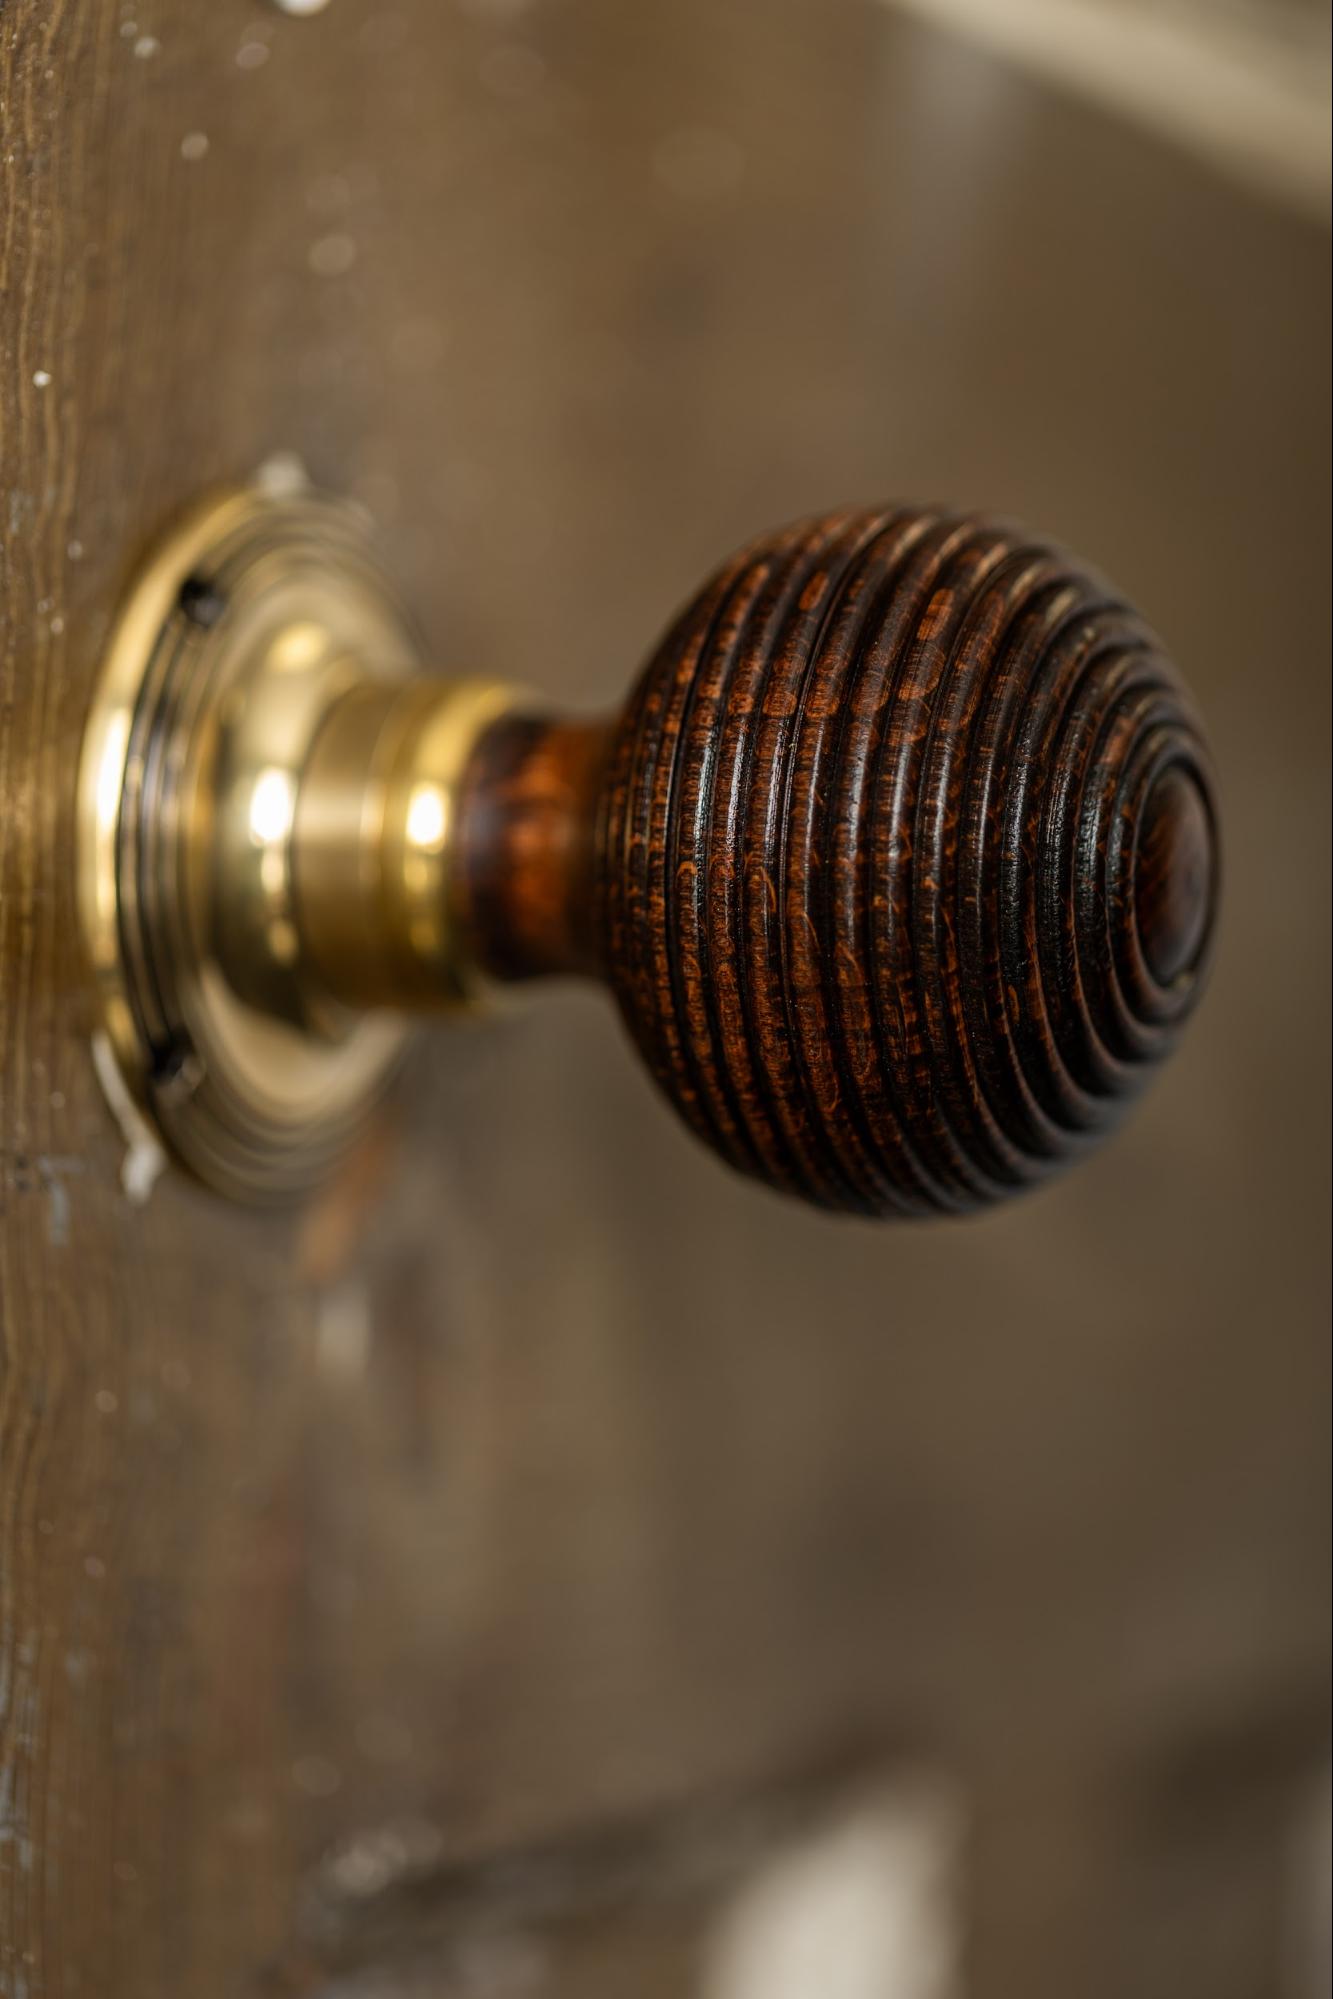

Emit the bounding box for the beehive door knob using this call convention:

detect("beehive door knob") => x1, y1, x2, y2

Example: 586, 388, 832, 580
453, 508, 1218, 1216
80, 488, 1217, 1209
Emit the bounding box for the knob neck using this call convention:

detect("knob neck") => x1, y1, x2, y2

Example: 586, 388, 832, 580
287, 676, 519, 1011
452, 711, 613, 985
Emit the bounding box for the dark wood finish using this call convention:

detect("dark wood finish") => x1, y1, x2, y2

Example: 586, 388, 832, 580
457, 713, 611, 982
1134, 761, 1214, 986
458, 509, 1217, 1214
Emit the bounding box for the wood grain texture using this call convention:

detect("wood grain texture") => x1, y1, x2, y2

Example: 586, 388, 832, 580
598, 507, 1218, 1215
457, 714, 611, 983
459, 509, 1217, 1215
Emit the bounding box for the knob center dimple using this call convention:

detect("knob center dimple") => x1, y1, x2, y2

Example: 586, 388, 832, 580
1134, 763, 1215, 986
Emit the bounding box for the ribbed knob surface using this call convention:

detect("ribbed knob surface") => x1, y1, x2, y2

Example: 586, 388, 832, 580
595, 508, 1217, 1216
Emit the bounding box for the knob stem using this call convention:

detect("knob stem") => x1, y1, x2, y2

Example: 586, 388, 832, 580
289, 677, 518, 1010
453, 712, 612, 986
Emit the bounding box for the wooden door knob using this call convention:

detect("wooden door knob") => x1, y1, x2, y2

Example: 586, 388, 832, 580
81, 487, 1217, 1208
454, 507, 1217, 1215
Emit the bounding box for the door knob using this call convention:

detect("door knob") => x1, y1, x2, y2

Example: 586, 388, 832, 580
79, 479, 1217, 1210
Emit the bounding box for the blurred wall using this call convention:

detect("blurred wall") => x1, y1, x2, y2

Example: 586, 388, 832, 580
881, 0, 1331, 217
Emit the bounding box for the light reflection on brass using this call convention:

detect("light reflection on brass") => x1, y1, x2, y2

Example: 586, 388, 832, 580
77, 477, 515, 1201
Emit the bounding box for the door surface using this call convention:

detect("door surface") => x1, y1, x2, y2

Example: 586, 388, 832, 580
1, 5, 1328, 1996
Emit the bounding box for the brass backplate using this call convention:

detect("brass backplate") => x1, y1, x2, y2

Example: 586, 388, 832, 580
78, 478, 423, 1201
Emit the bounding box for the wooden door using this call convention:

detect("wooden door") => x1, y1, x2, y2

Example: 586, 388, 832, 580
2, 5, 1327, 1995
